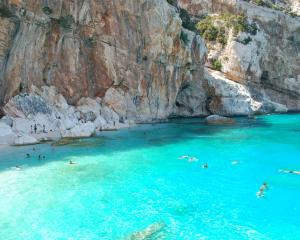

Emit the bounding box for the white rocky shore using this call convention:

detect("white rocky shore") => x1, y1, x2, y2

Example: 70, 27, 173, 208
0, 86, 134, 146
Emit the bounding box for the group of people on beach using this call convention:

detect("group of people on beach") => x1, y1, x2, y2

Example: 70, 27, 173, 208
30, 124, 47, 134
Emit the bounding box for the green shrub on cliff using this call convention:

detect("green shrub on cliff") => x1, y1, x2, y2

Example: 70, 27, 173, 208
42, 6, 53, 15
179, 8, 196, 31
211, 59, 222, 71
58, 15, 74, 30
84, 36, 97, 48
166, 0, 177, 7
246, 0, 299, 17
0, 5, 13, 18
196, 13, 258, 46
180, 31, 189, 46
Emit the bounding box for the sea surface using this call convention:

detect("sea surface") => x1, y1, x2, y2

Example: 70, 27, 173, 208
0, 114, 300, 240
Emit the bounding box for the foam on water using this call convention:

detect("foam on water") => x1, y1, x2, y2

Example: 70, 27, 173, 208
0, 114, 300, 239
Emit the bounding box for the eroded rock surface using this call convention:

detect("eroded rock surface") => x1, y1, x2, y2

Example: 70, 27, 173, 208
0, 85, 131, 145
0, 0, 207, 122
178, 0, 300, 112
0, 0, 299, 145
205, 115, 235, 125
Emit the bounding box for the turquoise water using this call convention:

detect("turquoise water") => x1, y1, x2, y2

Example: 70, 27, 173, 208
0, 114, 300, 240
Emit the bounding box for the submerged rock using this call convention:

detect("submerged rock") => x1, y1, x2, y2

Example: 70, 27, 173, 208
205, 115, 235, 125
128, 221, 166, 240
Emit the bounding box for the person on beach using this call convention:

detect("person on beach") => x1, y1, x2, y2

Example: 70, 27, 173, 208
279, 169, 300, 175
43, 125, 46, 133
256, 182, 268, 197
34, 124, 37, 134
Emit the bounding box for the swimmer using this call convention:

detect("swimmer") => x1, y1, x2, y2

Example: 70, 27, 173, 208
279, 169, 300, 175
256, 182, 268, 198
179, 155, 189, 160
202, 163, 208, 169
231, 160, 240, 165
14, 165, 21, 170
188, 157, 199, 162
26, 153, 31, 158
69, 160, 76, 165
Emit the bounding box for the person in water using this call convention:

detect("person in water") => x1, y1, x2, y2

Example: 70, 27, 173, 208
188, 157, 198, 162
69, 160, 76, 165
38, 155, 41, 160
279, 169, 300, 175
256, 182, 268, 197
26, 153, 31, 158
202, 163, 208, 169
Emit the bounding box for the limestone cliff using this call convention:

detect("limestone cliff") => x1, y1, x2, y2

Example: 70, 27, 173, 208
0, 0, 299, 129
0, 0, 207, 122
178, 0, 300, 115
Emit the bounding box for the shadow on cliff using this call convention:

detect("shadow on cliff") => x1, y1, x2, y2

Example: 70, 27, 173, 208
0, 117, 272, 172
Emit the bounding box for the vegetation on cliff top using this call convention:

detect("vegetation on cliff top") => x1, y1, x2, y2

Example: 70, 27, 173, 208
243, 0, 299, 17
0, 5, 13, 18
196, 13, 258, 46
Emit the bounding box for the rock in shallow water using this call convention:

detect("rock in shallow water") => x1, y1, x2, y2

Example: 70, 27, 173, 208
205, 115, 235, 125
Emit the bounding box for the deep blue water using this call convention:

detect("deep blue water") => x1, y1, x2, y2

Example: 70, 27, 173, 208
0, 114, 300, 239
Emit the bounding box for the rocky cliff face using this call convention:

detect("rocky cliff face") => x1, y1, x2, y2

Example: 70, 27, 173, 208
0, 0, 207, 122
0, 0, 299, 131
178, 0, 300, 115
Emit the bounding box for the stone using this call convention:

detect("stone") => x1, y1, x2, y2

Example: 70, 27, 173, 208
0, 123, 17, 145
0, 116, 13, 127
14, 135, 38, 146
12, 118, 33, 134
205, 115, 236, 125
62, 122, 96, 138
128, 221, 166, 240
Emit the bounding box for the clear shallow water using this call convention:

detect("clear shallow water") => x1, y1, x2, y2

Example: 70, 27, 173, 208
0, 114, 300, 240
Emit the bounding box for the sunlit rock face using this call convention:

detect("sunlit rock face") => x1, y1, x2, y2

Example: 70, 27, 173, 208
178, 0, 300, 112
0, 0, 299, 125
0, 0, 207, 121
